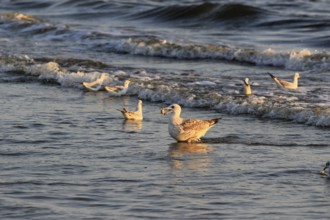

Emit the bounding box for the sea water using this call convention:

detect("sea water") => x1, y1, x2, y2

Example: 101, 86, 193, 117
0, 0, 330, 219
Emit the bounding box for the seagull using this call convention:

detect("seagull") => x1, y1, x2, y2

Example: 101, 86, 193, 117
320, 161, 330, 176
105, 80, 130, 96
243, 78, 252, 95
82, 73, 108, 91
161, 104, 221, 143
118, 100, 143, 120
267, 72, 300, 89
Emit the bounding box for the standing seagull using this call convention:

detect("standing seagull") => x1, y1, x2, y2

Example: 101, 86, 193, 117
82, 73, 108, 91
268, 72, 300, 89
161, 104, 221, 143
118, 100, 143, 121
320, 161, 330, 177
105, 80, 131, 96
243, 78, 252, 95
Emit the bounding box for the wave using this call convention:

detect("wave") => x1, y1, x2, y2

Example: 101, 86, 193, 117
136, 87, 330, 127
0, 55, 115, 87
0, 12, 69, 37
1, 12, 330, 71
100, 37, 330, 71
131, 2, 264, 27
0, 55, 329, 127
0, 13, 43, 23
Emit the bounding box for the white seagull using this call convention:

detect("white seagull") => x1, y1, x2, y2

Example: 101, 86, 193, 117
105, 80, 130, 96
243, 78, 252, 95
268, 72, 300, 90
320, 161, 330, 177
82, 73, 108, 91
161, 104, 221, 143
118, 100, 143, 120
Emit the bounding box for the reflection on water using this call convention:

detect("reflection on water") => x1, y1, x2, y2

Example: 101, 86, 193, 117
121, 96, 130, 106
122, 119, 143, 131
323, 178, 330, 196
168, 142, 213, 172
83, 91, 111, 112
84, 91, 107, 98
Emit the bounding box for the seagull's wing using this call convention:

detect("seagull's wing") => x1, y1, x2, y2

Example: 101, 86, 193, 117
83, 81, 98, 88
118, 108, 128, 113
125, 111, 139, 118
180, 118, 219, 131
105, 85, 123, 92
276, 78, 294, 88
83, 81, 103, 91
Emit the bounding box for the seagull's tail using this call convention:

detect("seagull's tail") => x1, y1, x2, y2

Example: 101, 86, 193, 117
117, 108, 128, 113
210, 118, 221, 125
267, 72, 276, 79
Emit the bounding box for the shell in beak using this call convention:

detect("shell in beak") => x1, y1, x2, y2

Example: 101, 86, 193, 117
160, 107, 172, 115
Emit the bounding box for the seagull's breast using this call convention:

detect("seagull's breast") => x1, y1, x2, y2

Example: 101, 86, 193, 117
168, 118, 182, 139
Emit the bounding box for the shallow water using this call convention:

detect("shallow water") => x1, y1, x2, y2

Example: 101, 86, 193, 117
0, 0, 330, 219
1, 81, 329, 219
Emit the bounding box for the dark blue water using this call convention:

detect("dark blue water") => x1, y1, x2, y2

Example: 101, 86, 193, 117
0, 0, 330, 219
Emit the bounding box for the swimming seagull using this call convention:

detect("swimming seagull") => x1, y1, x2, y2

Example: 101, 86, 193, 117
82, 73, 108, 91
267, 72, 300, 89
118, 100, 143, 120
320, 161, 330, 176
243, 78, 252, 95
105, 80, 131, 96
161, 104, 221, 143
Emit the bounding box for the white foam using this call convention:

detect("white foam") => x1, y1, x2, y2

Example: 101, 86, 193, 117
2, 12, 330, 72
1, 56, 328, 127
135, 80, 330, 126
103, 37, 330, 71
135, 86, 330, 127
188, 81, 217, 86
2, 60, 116, 88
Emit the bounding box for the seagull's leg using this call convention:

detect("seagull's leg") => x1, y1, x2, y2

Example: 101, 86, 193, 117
187, 137, 201, 143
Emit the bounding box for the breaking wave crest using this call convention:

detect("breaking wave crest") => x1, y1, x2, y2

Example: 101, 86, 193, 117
100, 37, 330, 71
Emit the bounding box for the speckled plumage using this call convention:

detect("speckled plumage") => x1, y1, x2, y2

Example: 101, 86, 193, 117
161, 104, 220, 143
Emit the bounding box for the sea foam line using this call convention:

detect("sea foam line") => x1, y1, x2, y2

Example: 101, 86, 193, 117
0, 57, 329, 127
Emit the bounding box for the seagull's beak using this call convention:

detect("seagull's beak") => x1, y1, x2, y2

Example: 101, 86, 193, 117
160, 107, 172, 115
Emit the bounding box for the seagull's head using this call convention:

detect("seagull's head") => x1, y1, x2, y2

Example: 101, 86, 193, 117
95, 73, 107, 83
294, 72, 300, 79
161, 104, 181, 116
99, 73, 109, 81
124, 80, 131, 87
321, 161, 330, 176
